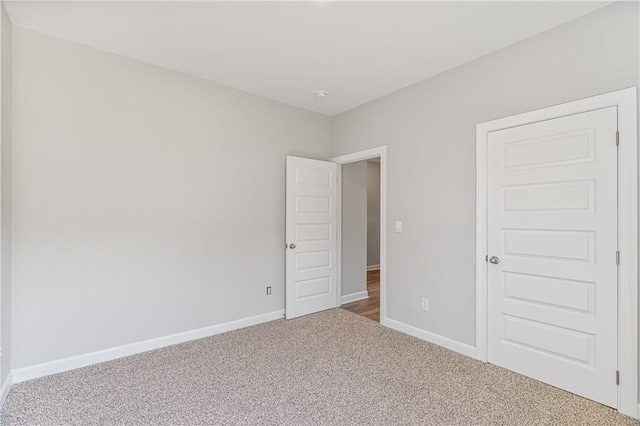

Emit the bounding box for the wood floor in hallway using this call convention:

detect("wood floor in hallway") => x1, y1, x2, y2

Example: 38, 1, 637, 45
341, 269, 380, 322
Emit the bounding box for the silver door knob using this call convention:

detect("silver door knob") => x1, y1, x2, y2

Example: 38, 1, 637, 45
289, 243, 296, 249
489, 256, 500, 264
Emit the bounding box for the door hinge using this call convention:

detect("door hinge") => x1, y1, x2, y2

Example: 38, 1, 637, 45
616, 131, 620, 146
616, 370, 620, 385
616, 250, 620, 266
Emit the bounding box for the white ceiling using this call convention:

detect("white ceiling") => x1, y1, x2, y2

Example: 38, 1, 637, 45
5, 1, 611, 116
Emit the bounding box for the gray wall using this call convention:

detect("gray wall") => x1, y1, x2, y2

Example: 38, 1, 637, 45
366, 161, 380, 267
340, 161, 367, 298
11, 27, 332, 368
332, 1, 639, 346
0, 4, 11, 384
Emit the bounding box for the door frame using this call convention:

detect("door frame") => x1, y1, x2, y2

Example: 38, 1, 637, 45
475, 87, 638, 417
331, 146, 388, 325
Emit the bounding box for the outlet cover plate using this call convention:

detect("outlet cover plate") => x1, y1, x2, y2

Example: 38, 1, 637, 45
421, 297, 429, 311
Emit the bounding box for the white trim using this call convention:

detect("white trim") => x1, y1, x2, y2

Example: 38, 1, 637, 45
385, 317, 478, 359
614, 89, 638, 419
341, 290, 369, 305
1, 371, 12, 406
475, 87, 638, 418
332, 146, 384, 164
335, 163, 343, 309
12, 309, 285, 384
366, 264, 380, 271
332, 146, 388, 325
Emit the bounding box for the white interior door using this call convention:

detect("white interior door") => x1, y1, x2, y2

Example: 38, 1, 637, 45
487, 107, 618, 407
285, 155, 337, 319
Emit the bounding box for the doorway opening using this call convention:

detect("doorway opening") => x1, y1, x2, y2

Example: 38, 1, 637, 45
339, 159, 381, 322
283, 148, 387, 323
332, 146, 387, 325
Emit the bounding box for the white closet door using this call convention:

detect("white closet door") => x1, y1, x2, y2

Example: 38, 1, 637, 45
487, 107, 618, 407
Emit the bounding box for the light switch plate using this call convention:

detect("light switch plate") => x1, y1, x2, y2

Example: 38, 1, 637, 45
395, 221, 403, 232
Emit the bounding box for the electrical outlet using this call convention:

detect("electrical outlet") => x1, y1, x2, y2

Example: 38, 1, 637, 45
266, 286, 272, 295
421, 297, 430, 311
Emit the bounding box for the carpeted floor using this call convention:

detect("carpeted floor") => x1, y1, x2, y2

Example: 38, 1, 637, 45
2, 309, 638, 425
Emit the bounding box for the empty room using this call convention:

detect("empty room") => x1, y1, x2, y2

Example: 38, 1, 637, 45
0, 0, 638, 424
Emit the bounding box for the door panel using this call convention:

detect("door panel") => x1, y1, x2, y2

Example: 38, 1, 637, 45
487, 107, 618, 407
286, 156, 337, 319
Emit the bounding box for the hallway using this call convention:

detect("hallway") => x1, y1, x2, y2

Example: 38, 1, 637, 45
341, 269, 380, 322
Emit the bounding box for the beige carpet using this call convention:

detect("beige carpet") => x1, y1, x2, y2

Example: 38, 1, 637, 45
2, 309, 637, 425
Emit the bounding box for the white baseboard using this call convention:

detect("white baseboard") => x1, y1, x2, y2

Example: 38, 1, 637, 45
385, 317, 478, 359
12, 309, 285, 384
1, 371, 12, 406
341, 291, 369, 305
367, 264, 380, 271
